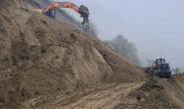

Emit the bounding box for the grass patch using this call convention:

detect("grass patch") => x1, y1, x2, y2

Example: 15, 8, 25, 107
57, 43, 65, 47
0, 97, 5, 103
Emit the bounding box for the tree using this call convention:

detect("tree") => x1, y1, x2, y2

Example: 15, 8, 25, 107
104, 34, 141, 65
173, 67, 182, 74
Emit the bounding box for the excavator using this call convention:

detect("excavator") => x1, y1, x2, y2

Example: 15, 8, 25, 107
33, 1, 89, 25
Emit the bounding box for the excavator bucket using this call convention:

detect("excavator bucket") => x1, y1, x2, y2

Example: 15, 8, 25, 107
78, 5, 89, 24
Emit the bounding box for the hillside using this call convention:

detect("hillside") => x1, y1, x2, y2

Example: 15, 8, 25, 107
0, 0, 145, 109
1, 1, 184, 109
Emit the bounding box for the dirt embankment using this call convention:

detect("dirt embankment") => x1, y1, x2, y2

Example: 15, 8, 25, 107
162, 74, 184, 109
113, 75, 184, 109
1, 1, 183, 109
0, 0, 145, 109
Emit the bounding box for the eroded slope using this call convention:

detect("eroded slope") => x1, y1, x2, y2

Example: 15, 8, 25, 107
0, 0, 145, 109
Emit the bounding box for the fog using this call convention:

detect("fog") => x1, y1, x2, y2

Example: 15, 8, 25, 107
55, 0, 184, 71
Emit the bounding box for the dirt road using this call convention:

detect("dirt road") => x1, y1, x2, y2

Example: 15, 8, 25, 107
54, 82, 144, 109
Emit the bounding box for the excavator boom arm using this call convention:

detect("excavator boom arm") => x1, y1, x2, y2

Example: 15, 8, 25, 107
44, 2, 79, 13
33, 1, 89, 24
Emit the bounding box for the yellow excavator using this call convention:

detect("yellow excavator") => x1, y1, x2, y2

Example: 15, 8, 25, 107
33, 1, 89, 24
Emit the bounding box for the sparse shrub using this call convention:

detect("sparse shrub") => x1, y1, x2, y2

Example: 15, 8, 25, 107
57, 88, 60, 91
0, 21, 6, 34
0, 97, 5, 103
35, 28, 46, 37
41, 43, 51, 53
34, 91, 40, 96
20, 56, 29, 60
55, 56, 59, 59
19, 32, 25, 41
40, 20, 47, 24
173, 67, 182, 74
21, 88, 31, 98
57, 43, 64, 47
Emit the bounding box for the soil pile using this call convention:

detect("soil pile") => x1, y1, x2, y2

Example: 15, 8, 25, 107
126, 78, 180, 109
0, 0, 145, 109
113, 75, 184, 109
162, 74, 184, 109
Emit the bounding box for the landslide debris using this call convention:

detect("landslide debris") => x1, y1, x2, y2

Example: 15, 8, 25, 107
0, 0, 145, 109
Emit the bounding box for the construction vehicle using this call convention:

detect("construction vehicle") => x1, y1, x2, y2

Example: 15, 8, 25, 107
33, 1, 89, 24
146, 58, 172, 78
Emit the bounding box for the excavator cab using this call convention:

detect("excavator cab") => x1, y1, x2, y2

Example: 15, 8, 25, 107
153, 58, 166, 70
44, 8, 56, 18
155, 58, 166, 64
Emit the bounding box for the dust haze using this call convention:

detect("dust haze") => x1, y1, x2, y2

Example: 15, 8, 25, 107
59, 0, 184, 71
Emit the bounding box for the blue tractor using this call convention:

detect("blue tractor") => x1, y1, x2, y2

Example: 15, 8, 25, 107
150, 58, 172, 78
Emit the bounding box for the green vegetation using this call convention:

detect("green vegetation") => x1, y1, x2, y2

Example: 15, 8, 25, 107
57, 43, 65, 47
104, 34, 141, 65
173, 67, 182, 74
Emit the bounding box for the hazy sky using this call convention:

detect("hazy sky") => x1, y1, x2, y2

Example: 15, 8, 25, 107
56, 0, 184, 71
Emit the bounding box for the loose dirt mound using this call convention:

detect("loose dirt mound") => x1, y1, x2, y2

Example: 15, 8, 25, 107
0, 0, 145, 109
162, 74, 184, 109
125, 78, 180, 109
113, 76, 184, 109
